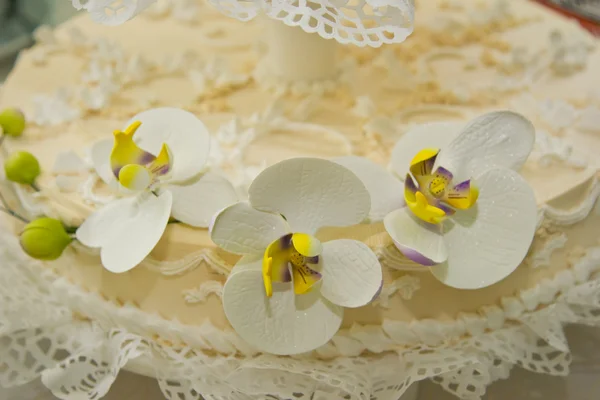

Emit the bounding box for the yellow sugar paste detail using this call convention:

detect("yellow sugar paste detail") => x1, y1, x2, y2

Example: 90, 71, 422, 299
409, 148, 439, 178
446, 185, 480, 209
148, 143, 172, 175
406, 191, 447, 225
429, 175, 448, 198
292, 264, 321, 295
291, 233, 321, 257
111, 121, 147, 170
118, 164, 152, 191
262, 252, 274, 298
262, 238, 291, 298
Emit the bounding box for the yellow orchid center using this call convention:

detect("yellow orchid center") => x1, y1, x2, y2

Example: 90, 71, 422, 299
404, 148, 479, 224
262, 233, 322, 297
110, 121, 173, 191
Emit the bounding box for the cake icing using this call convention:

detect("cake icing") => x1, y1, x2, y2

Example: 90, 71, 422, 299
0, 0, 600, 399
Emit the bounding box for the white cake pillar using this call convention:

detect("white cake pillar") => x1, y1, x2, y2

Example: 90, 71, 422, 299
261, 18, 339, 83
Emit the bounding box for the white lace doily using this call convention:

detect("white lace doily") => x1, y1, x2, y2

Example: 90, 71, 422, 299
2, 219, 600, 400
72, 0, 415, 47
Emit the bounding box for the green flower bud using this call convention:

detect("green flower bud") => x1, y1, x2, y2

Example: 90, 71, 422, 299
4, 151, 41, 185
0, 108, 26, 137
20, 218, 72, 261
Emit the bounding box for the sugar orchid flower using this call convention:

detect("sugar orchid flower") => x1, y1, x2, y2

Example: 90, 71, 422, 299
339, 111, 538, 289
210, 158, 383, 355
77, 108, 238, 273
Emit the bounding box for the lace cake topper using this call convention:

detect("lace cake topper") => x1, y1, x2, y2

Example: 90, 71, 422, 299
71, 0, 415, 47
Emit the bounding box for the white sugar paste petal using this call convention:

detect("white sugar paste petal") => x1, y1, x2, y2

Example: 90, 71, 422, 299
437, 111, 535, 183
248, 158, 370, 235
126, 108, 211, 183
167, 172, 239, 228
334, 156, 404, 222
222, 256, 343, 355
77, 191, 172, 273
210, 202, 289, 256
390, 122, 462, 180
384, 207, 448, 267
90, 138, 115, 185
431, 168, 537, 289
320, 239, 382, 308
101, 191, 172, 273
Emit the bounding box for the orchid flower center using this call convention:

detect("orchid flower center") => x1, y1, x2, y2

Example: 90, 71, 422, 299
404, 148, 479, 225
110, 121, 173, 191
262, 233, 322, 297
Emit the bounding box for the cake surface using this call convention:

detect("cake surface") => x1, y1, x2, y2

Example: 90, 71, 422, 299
1, 0, 600, 398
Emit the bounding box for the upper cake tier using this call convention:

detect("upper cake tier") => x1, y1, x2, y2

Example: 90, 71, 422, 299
0, 0, 599, 360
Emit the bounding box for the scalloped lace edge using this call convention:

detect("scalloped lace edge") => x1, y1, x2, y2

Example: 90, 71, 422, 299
2, 225, 600, 399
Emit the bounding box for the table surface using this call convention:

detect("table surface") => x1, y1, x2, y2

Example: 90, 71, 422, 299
1, 325, 599, 400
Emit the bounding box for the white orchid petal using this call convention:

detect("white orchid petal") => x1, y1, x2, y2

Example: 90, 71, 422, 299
320, 239, 382, 308
249, 158, 370, 235
223, 256, 343, 355
334, 156, 404, 222
384, 207, 448, 266
77, 192, 172, 273
167, 172, 239, 228
76, 196, 135, 248
101, 191, 172, 273
210, 202, 289, 255
431, 168, 537, 289
126, 108, 211, 182
437, 111, 535, 183
390, 122, 463, 179
90, 138, 115, 185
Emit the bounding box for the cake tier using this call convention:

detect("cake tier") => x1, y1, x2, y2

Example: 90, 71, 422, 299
0, 0, 599, 357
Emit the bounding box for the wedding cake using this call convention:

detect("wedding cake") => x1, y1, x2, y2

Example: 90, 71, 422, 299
0, 1, 599, 399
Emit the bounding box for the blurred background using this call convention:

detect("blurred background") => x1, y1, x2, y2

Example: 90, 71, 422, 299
0, 0, 79, 81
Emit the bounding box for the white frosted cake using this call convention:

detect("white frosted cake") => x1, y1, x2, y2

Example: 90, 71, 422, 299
0, 1, 599, 399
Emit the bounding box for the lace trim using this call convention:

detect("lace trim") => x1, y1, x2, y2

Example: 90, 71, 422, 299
2, 224, 600, 399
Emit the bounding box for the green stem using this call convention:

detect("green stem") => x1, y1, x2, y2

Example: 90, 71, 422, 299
30, 182, 40, 192
0, 206, 29, 223
0, 190, 29, 223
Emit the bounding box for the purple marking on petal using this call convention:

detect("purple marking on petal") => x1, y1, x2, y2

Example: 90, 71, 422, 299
370, 279, 384, 303
411, 152, 438, 178
140, 152, 156, 165
435, 200, 456, 216
112, 166, 122, 178
393, 241, 439, 267
305, 264, 322, 278
279, 233, 293, 249
447, 179, 471, 199
155, 165, 171, 176
434, 166, 453, 182
305, 255, 319, 264
405, 174, 419, 193
281, 263, 292, 282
